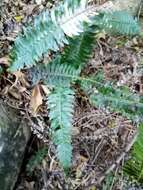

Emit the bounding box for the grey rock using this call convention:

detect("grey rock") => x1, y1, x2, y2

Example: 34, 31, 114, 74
0, 101, 31, 190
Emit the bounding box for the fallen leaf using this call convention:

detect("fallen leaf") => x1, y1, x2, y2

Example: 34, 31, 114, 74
8, 88, 21, 100
41, 85, 50, 95
10, 71, 30, 89
30, 85, 43, 114
19, 86, 27, 93
0, 56, 9, 66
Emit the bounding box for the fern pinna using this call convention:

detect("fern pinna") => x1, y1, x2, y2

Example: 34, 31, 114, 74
9, 0, 141, 170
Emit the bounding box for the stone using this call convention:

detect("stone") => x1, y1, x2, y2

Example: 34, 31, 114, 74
0, 101, 31, 190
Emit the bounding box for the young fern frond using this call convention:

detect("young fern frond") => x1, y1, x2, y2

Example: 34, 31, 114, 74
124, 124, 143, 184
47, 87, 75, 169
16, 1, 141, 170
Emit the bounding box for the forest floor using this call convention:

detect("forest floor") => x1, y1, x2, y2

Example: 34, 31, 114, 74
0, 0, 143, 190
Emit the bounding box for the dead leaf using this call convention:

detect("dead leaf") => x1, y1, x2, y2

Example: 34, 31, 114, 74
0, 57, 9, 66
30, 85, 43, 114
19, 86, 27, 93
8, 88, 21, 100
10, 71, 25, 89
41, 85, 50, 95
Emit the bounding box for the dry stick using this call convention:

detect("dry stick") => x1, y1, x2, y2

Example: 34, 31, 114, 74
109, 166, 119, 190
97, 132, 138, 184
92, 138, 107, 164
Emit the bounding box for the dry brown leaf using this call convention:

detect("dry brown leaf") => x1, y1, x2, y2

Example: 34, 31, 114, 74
8, 88, 21, 100
0, 56, 9, 66
41, 85, 50, 95
19, 86, 27, 93
10, 71, 25, 89
30, 85, 43, 114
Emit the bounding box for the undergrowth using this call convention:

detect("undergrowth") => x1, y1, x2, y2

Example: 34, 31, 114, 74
8, 0, 142, 173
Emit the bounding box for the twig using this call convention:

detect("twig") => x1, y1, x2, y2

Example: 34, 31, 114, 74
97, 132, 138, 184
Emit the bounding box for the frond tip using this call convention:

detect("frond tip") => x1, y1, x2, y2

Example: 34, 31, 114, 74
47, 87, 75, 169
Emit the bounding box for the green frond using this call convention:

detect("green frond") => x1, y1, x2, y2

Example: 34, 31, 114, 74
61, 25, 97, 69
124, 124, 143, 184
80, 73, 143, 122
94, 11, 140, 35
9, 0, 94, 72
28, 56, 80, 87
27, 25, 97, 86
47, 87, 75, 169
9, 0, 140, 72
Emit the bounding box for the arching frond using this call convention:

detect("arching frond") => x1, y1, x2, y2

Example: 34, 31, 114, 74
9, 1, 140, 72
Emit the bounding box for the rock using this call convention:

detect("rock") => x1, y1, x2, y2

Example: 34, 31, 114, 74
0, 100, 31, 190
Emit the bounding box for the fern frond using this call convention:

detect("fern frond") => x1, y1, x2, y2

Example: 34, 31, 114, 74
80, 73, 143, 122
9, 0, 140, 72
9, 0, 93, 72
124, 124, 143, 184
28, 56, 80, 87
94, 11, 140, 35
47, 87, 75, 169
27, 25, 97, 86
61, 25, 97, 69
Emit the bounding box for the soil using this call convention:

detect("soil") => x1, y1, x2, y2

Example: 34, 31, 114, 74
0, 0, 143, 190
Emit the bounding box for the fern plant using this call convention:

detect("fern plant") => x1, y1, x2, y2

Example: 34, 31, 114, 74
9, 0, 140, 72
9, 0, 141, 170
124, 124, 143, 184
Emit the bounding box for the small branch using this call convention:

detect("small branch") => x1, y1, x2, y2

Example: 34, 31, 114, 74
97, 132, 138, 184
